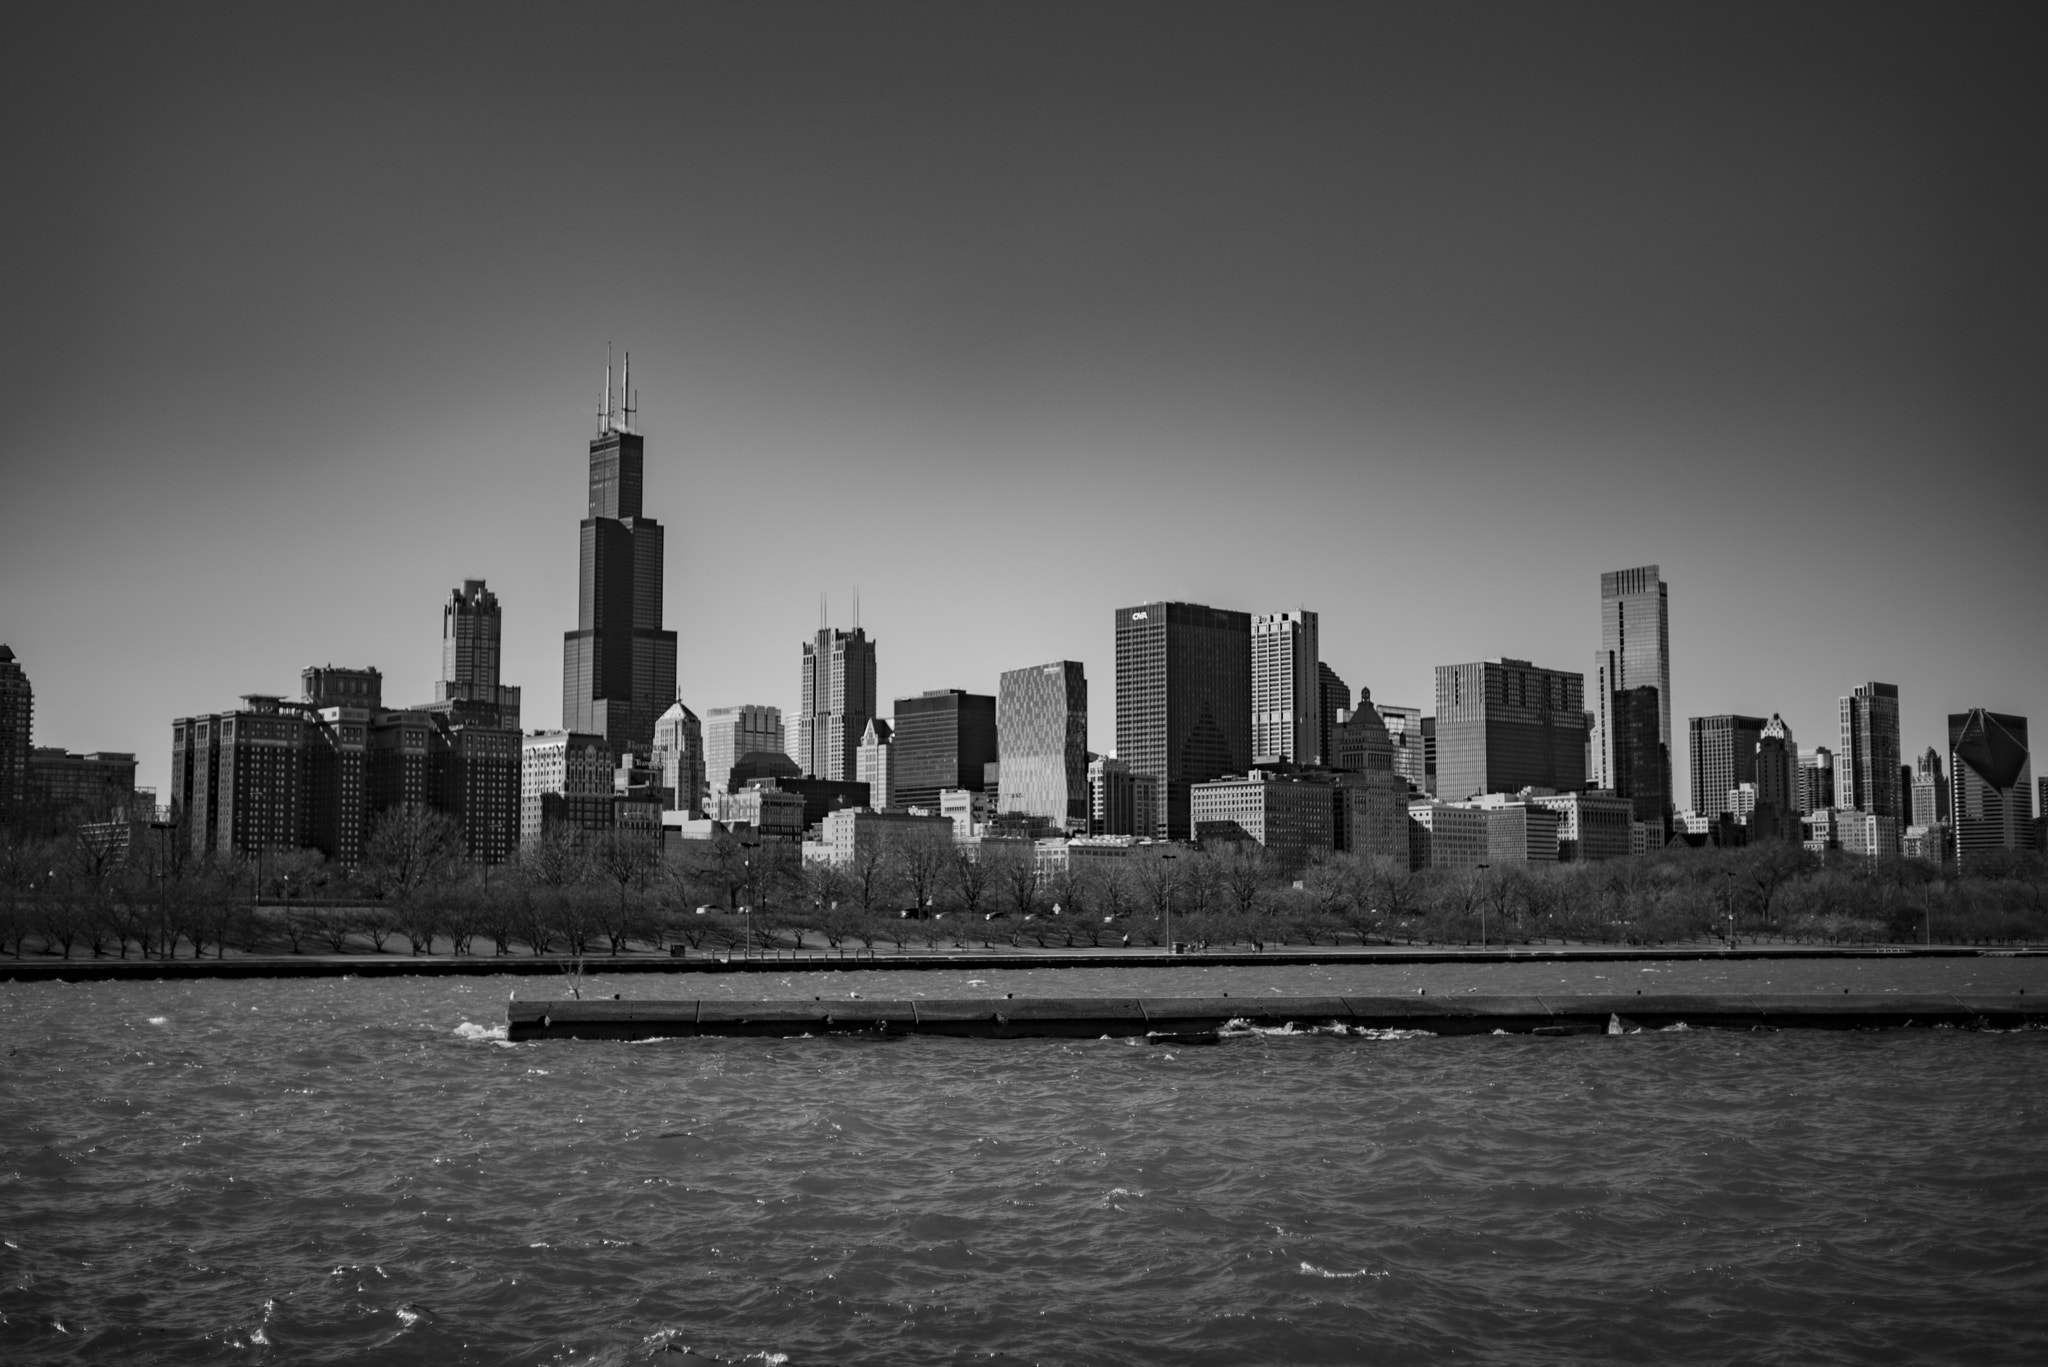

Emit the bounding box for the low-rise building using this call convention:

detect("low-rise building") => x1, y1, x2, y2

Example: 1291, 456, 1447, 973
1406, 800, 1489, 869
1191, 770, 1335, 871
1527, 790, 1634, 862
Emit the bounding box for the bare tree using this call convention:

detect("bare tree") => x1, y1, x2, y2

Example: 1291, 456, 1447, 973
589, 827, 660, 952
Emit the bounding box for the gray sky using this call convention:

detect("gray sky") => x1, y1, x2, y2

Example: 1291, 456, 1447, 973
3, 2, 2043, 808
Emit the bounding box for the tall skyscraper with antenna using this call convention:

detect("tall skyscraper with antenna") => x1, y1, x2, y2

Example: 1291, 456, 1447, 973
561, 349, 678, 753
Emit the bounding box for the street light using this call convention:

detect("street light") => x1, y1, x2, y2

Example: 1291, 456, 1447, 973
1724, 869, 1736, 948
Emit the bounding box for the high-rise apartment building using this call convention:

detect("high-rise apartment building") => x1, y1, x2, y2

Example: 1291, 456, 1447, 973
1251, 610, 1320, 764
892, 689, 997, 812
652, 701, 705, 818
561, 356, 678, 753
1688, 714, 1767, 817
704, 705, 784, 796
436, 580, 522, 730
796, 627, 877, 781
1839, 682, 1904, 833
1433, 659, 1587, 801
1589, 565, 1672, 815
997, 661, 1088, 830
1316, 663, 1350, 777
520, 730, 614, 843
1114, 601, 1252, 840
0, 644, 31, 819
1948, 710, 2031, 871
855, 718, 894, 811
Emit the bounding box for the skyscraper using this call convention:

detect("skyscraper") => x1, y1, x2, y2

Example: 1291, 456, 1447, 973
1948, 709, 2031, 871
796, 627, 877, 781
997, 661, 1088, 830
1839, 682, 1904, 832
652, 701, 705, 818
1607, 685, 1668, 824
0, 644, 30, 819
1375, 701, 1429, 795
1589, 565, 1672, 815
1315, 662, 1350, 775
1755, 714, 1798, 813
1114, 601, 1252, 840
1798, 746, 1835, 815
437, 579, 521, 730
561, 353, 678, 753
1434, 659, 1587, 801
1329, 687, 1395, 775
892, 689, 997, 811
855, 718, 894, 811
704, 705, 784, 796
1251, 610, 1320, 764
1911, 746, 1950, 828
1688, 714, 1767, 817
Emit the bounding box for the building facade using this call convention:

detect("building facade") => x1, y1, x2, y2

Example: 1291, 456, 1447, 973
1688, 714, 1766, 817
561, 365, 679, 753
1191, 771, 1334, 873
1087, 755, 1159, 839
1375, 702, 1430, 795
652, 701, 705, 818
892, 689, 997, 812
1948, 709, 2032, 872
1911, 746, 1950, 828
1433, 659, 1587, 802
1589, 565, 1672, 815
796, 627, 877, 781
1114, 601, 1252, 841
1798, 746, 1835, 814
0, 644, 29, 820
436, 580, 522, 730
1251, 610, 1320, 764
1839, 682, 1904, 834
1528, 789, 1634, 862
855, 717, 895, 811
520, 730, 614, 843
1407, 801, 1489, 869
1316, 662, 1350, 779
704, 705, 784, 796
1330, 688, 1396, 776
996, 661, 1088, 831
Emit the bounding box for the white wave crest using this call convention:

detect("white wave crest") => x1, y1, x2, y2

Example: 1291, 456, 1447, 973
147, 1016, 169, 1026
1300, 1261, 1385, 1279
454, 1021, 508, 1042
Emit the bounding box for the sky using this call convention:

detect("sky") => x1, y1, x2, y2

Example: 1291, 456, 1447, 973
2, 1, 2044, 809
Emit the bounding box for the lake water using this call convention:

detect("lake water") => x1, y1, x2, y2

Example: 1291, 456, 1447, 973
5, 962, 2046, 1365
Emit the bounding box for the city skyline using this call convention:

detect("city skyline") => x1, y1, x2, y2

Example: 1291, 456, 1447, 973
2, 5, 2043, 808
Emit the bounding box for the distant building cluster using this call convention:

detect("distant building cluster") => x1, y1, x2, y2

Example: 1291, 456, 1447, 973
11, 364, 2039, 879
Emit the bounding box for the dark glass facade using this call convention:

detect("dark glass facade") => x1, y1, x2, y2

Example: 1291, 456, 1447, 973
1114, 601, 1252, 840
1688, 713, 1766, 816
892, 689, 997, 811
562, 426, 678, 751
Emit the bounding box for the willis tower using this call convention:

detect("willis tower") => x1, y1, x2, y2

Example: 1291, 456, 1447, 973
561, 349, 678, 752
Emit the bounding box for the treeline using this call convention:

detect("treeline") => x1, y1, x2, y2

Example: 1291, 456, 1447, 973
3, 810, 2045, 960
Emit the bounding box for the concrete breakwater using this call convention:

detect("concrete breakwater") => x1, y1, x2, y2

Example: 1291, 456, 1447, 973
505, 992, 2047, 1040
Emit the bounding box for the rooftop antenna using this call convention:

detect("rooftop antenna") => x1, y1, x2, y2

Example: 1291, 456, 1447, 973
854, 585, 860, 631
623, 350, 637, 431
820, 590, 827, 633
604, 343, 616, 432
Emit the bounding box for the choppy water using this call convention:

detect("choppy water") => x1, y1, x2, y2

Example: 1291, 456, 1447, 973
4, 966, 2047, 1366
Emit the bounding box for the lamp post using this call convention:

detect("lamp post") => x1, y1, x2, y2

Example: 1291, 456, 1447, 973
1724, 869, 1736, 948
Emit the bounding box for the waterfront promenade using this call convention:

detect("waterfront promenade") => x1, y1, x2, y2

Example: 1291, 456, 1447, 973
3, 939, 2040, 983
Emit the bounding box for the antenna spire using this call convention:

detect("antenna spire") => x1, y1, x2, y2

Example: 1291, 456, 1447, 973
623, 350, 636, 431
604, 343, 616, 432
